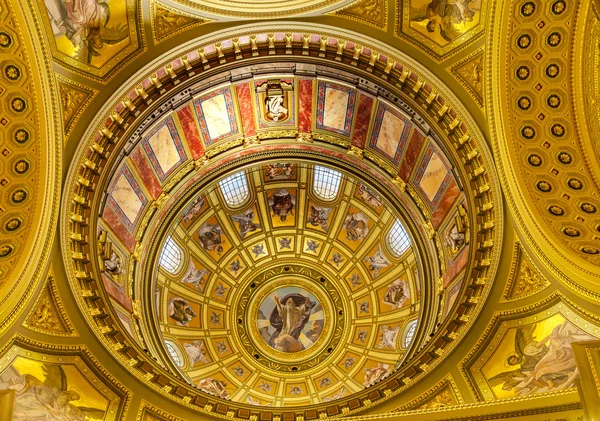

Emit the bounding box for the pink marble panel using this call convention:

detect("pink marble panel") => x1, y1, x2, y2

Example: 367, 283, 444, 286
221, 40, 232, 49
188, 50, 199, 61
298, 79, 313, 133
235, 83, 256, 137
142, 78, 152, 89
102, 274, 133, 312
351, 93, 374, 149
430, 180, 461, 229
102, 207, 136, 252
204, 45, 215, 55
239, 36, 250, 45
398, 128, 426, 180
443, 245, 469, 288
177, 105, 205, 159
131, 146, 162, 200
156, 68, 167, 78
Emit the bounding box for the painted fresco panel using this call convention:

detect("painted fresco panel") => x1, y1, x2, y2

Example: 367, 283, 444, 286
42, 0, 141, 79
467, 304, 600, 401
0, 347, 125, 420
408, 0, 484, 47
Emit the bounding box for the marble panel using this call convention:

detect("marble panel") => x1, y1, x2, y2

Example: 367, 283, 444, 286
369, 102, 412, 164
130, 147, 162, 200
235, 83, 256, 136
102, 206, 136, 252
316, 81, 356, 136
351, 93, 374, 149
430, 180, 461, 229
177, 105, 205, 159
141, 117, 186, 182
419, 152, 448, 201
443, 245, 469, 287
107, 166, 148, 231
398, 128, 426, 180
194, 88, 238, 145
298, 79, 313, 133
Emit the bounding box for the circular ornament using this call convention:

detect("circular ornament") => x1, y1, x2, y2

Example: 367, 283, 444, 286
528, 154, 542, 166
536, 180, 552, 192
568, 178, 583, 190
548, 205, 564, 216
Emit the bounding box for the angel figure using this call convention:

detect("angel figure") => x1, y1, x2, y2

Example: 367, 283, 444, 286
197, 224, 224, 253
198, 378, 229, 399
104, 251, 124, 278
180, 261, 209, 292
44, 0, 129, 64
0, 363, 106, 420
376, 325, 400, 349
357, 184, 383, 209
231, 209, 260, 239
168, 297, 197, 326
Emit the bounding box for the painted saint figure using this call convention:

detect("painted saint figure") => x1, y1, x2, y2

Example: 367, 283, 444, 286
265, 94, 288, 122
231, 209, 260, 239
168, 297, 196, 326
383, 279, 410, 309
269, 189, 296, 222
269, 293, 315, 352
411, 0, 476, 42
197, 223, 224, 253
180, 261, 209, 292
307, 204, 332, 232
344, 212, 370, 241
184, 340, 210, 365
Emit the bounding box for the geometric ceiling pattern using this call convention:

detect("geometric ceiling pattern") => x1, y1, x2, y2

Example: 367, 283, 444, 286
0, 0, 599, 420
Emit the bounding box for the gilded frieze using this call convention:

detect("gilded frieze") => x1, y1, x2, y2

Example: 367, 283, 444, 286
394, 375, 463, 411
56, 74, 97, 139
333, 0, 388, 31
448, 49, 484, 107
151, 1, 209, 44
22, 267, 77, 336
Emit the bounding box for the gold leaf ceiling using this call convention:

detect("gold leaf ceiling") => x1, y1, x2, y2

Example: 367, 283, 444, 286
0, 0, 599, 420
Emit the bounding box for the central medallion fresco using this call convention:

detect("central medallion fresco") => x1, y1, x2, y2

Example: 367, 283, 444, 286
258, 285, 323, 353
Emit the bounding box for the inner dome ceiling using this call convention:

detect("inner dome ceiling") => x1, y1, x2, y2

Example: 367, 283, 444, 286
154, 162, 420, 407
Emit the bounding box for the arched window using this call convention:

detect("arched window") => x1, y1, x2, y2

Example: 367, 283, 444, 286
159, 236, 182, 274
313, 165, 342, 200
165, 340, 183, 367
219, 171, 249, 207
388, 219, 411, 256
404, 321, 417, 348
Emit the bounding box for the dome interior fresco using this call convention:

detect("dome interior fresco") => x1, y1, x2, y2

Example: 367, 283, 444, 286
154, 162, 421, 407
0, 0, 600, 420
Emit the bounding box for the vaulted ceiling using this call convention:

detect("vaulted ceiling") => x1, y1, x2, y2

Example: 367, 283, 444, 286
0, 0, 598, 420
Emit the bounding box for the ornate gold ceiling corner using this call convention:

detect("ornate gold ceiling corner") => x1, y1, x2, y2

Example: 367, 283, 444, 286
56, 75, 97, 141
393, 375, 463, 411
0, 335, 131, 420
137, 400, 183, 421
33, 0, 146, 82
501, 242, 550, 302
448, 48, 484, 108
461, 292, 600, 402
394, 0, 488, 62
572, 340, 600, 420
151, 1, 210, 44
332, 0, 388, 31
22, 266, 77, 337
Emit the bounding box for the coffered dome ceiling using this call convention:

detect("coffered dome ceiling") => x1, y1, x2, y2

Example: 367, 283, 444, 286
3, 0, 600, 419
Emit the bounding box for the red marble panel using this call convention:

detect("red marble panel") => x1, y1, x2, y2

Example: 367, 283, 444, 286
102, 206, 136, 252
177, 105, 205, 159
443, 245, 469, 288
130, 147, 162, 200
351, 93, 374, 149
102, 274, 133, 312
430, 180, 461, 229
235, 83, 256, 137
398, 128, 426, 180
298, 79, 313, 133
